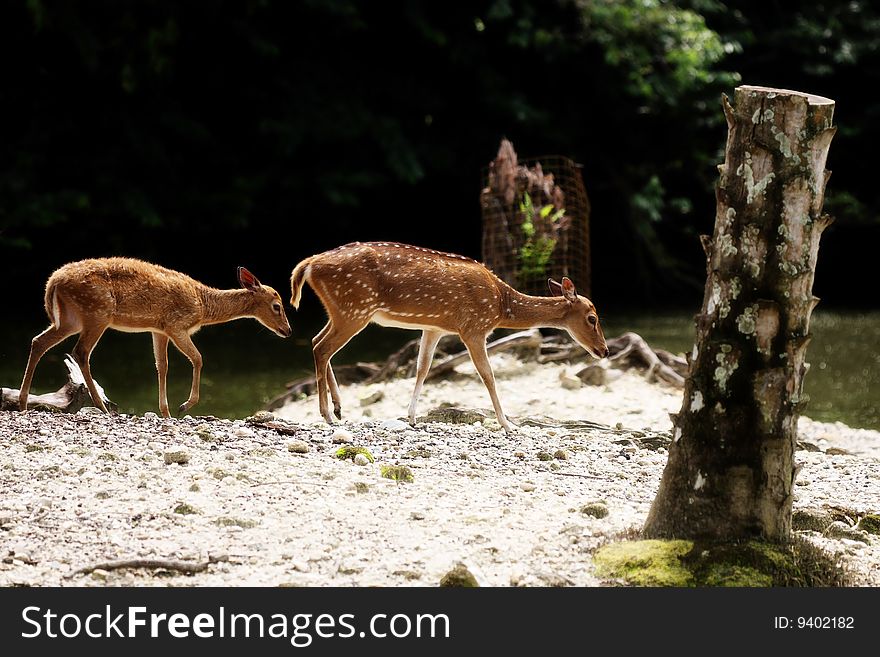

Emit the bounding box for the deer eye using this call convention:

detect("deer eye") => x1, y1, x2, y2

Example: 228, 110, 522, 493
272, 303, 282, 314
587, 315, 597, 326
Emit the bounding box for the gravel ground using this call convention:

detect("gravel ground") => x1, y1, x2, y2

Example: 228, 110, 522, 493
2, 353, 878, 587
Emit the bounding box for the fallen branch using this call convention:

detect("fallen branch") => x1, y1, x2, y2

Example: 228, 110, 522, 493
67, 554, 228, 578
264, 329, 688, 411
2, 355, 115, 413
265, 362, 380, 411
426, 329, 541, 381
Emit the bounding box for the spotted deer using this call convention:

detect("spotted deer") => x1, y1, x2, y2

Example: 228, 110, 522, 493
19, 258, 292, 418
290, 242, 608, 433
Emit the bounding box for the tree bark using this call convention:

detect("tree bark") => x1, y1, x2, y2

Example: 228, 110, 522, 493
644, 86, 836, 541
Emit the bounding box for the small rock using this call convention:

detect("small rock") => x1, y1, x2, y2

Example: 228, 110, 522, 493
439, 563, 479, 587
354, 453, 370, 466
536, 451, 553, 462
576, 363, 607, 386
234, 427, 255, 438
513, 451, 525, 460
246, 411, 275, 424
287, 441, 310, 454
91, 568, 109, 581
221, 476, 237, 486
796, 441, 821, 452
188, 483, 201, 492
553, 449, 568, 460
195, 424, 218, 442
423, 407, 488, 425
380, 419, 410, 432
78, 406, 104, 416
163, 447, 190, 465
580, 501, 609, 518
360, 391, 384, 406
144, 411, 159, 421
825, 447, 850, 456
332, 428, 354, 444
559, 370, 582, 390
147, 441, 164, 453
410, 511, 426, 520
520, 482, 537, 492
174, 503, 199, 515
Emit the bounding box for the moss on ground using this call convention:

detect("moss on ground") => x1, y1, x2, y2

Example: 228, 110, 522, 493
335, 446, 374, 463
594, 537, 852, 587
380, 465, 414, 483
857, 514, 880, 535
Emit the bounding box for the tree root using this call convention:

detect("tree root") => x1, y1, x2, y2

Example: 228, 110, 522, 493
67, 554, 228, 578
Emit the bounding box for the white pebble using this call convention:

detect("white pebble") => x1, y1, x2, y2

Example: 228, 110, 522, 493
354, 453, 370, 466
287, 441, 310, 454
332, 428, 354, 444
380, 419, 410, 432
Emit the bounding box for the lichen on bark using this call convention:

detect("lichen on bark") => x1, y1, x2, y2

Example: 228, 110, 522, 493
644, 86, 836, 541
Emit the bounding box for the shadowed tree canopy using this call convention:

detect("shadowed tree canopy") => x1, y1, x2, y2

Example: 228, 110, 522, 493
1, 0, 877, 313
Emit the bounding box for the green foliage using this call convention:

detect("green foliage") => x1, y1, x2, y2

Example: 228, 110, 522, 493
579, 0, 739, 109
517, 192, 564, 284
3, 0, 876, 308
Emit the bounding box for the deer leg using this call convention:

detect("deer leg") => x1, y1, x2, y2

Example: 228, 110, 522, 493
72, 324, 110, 413
327, 366, 343, 420
152, 332, 171, 418
19, 324, 77, 411
462, 335, 516, 434
312, 320, 367, 424
408, 329, 443, 424
168, 333, 203, 416
311, 321, 340, 418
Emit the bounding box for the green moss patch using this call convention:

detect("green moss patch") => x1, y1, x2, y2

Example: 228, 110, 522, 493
857, 514, 880, 535
335, 446, 374, 463
594, 538, 852, 587
439, 564, 478, 587
380, 465, 414, 483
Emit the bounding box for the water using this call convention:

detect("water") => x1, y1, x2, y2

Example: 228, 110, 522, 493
2, 311, 878, 430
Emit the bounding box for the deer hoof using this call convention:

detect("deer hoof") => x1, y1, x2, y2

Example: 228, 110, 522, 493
333, 405, 342, 420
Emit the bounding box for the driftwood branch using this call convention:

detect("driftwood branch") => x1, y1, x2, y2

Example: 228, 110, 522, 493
265, 329, 688, 411
2, 355, 115, 413
67, 554, 228, 578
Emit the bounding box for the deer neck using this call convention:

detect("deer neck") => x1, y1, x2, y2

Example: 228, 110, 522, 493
200, 288, 254, 325
497, 287, 570, 330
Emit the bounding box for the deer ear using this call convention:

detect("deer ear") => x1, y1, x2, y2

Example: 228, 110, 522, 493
238, 267, 262, 291
548, 278, 564, 296
561, 277, 577, 302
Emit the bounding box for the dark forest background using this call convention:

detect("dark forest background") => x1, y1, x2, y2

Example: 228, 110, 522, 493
2, 0, 878, 318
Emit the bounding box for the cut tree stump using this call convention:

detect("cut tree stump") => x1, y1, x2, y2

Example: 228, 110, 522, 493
644, 85, 837, 541
2, 355, 115, 413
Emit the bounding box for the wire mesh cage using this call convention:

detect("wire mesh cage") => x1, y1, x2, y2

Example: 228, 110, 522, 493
480, 139, 592, 297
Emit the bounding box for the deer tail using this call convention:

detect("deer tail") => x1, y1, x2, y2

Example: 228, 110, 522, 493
44, 280, 61, 328
289, 257, 313, 309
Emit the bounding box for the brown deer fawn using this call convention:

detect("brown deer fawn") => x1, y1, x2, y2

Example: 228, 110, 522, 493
290, 242, 608, 433
19, 258, 292, 418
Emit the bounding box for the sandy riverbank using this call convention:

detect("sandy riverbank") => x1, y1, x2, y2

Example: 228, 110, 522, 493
2, 353, 878, 586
